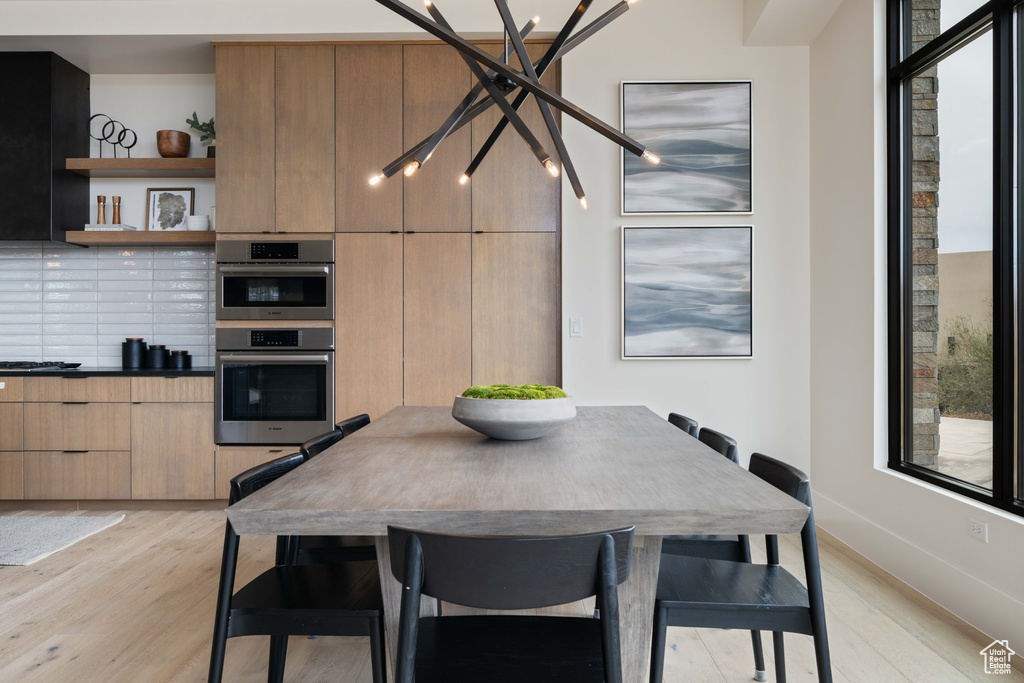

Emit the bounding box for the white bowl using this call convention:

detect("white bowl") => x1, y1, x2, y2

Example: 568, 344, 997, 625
451, 395, 576, 440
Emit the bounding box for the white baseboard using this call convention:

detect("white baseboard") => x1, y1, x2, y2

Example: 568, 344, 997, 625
814, 491, 1024, 649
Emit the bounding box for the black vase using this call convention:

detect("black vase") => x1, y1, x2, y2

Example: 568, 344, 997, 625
146, 345, 169, 370
121, 338, 147, 370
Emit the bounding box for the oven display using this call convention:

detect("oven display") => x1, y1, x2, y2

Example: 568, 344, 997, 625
250, 330, 300, 347
250, 242, 300, 260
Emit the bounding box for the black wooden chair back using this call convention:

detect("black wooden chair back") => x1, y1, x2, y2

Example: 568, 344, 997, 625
748, 452, 819, 568
229, 452, 305, 505
388, 526, 634, 610
337, 413, 371, 436
698, 427, 740, 464
299, 429, 344, 462
668, 412, 699, 437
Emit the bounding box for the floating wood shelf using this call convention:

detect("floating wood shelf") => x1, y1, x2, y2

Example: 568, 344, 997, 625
66, 158, 216, 178
64, 231, 216, 247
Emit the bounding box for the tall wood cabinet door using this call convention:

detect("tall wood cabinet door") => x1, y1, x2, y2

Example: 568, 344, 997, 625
335, 234, 403, 420
276, 46, 335, 233
131, 403, 214, 499
403, 45, 472, 232
404, 234, 472, 405
472, 43, 561, 232
337, 45, 403, 232
216, 46, 276, 233
472, 233, 559, 386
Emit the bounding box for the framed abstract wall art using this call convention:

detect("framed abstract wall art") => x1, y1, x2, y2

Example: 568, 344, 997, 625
621, 81, 752, 215
621, 226, 753, 359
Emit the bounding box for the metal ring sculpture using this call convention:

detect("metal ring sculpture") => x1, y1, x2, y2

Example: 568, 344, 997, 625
90, 113, 138, 158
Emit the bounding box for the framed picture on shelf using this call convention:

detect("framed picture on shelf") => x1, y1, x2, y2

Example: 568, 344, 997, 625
145, 187, 195, 231
621, 80, 752, 215
621, 226, 753, 360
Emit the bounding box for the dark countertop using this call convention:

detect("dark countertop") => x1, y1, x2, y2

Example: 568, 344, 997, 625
0, 366, 215, 377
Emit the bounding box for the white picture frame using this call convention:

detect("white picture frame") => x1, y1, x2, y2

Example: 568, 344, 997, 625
620, 80, 753, 216
146, 187, 195, 231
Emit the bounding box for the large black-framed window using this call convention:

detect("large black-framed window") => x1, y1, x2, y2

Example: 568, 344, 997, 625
888, 0, 1022, 515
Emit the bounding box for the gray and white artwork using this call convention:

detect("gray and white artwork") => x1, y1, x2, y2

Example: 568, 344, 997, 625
621, 227, 752, 358
621, 81, 751, 214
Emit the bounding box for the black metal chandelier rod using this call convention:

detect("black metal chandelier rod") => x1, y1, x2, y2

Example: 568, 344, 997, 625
376, 1, 633, 183
425, 1, 554, 175
373, 0, 652, 157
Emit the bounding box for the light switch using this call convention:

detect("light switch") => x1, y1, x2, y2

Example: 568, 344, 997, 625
569, 318, 583, 338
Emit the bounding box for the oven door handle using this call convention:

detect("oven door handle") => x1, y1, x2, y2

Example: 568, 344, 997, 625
219, 354, 331, 363
218, 265, 330, 275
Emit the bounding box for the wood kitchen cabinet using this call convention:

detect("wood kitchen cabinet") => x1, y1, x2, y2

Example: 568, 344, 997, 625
404, 233, 472, 405
23, 451, 130, 499
131, 402, 215, 500
23, 403, 131, 452
334, 234, 404, 420
471, 43, 560, 233
336, 45, 403, 232
472, 233, 559, 386
0, 377, 23, 498
215, 45, 276, 233
402, 45, 473, 233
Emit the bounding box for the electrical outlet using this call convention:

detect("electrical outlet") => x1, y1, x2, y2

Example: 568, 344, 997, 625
569, 317, 583, 338
969, 517, 989, 543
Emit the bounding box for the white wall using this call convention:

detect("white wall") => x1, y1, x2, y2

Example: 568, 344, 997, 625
810, 0, 1024, 647
561, 0, 812, 472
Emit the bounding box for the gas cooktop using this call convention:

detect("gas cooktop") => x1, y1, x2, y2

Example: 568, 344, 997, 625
0, 361, 82, 371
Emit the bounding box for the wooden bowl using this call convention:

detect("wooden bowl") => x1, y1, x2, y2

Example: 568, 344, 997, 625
156, 130, 191, 158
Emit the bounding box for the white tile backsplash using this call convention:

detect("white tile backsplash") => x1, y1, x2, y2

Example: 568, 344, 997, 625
0, 242, 214, 366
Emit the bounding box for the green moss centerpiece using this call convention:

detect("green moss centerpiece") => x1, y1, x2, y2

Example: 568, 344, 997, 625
452, 384, 576, 441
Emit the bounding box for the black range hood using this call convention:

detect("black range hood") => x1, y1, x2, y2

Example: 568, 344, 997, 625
0, 52, 89, 242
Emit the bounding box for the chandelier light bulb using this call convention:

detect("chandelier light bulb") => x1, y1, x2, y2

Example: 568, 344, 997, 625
368, 173, 385, 186
641, 150, 661, 165
425, 0, 432, 5
544, 160, 560, 178
403, 161, 421, 177
579, 196, 588, 210
459, 174, 470, 185
532, 15, 540, 24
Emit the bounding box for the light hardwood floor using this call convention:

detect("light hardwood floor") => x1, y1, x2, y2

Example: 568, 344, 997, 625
0, 509, 1020, 682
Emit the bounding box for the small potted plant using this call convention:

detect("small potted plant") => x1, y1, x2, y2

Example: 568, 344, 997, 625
452, 384, 576, 440
186, 112, 216, 157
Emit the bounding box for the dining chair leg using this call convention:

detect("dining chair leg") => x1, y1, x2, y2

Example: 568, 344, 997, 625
267, 635, 288, 683
649, 605, 668, 683
208, 522, 239, 683
751, 630, 767, 682
369, 615, 387, 683
773, 631, 787, 683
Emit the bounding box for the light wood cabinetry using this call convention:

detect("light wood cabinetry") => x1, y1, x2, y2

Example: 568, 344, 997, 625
0, 403, 22, 451
334, 234, 404, 421
404, 233, 472, 405
276, 46, 336, 233
131, 403, 215, 500
0, 452, 22, 499
336, 45, 403, 232
471, 43, 560, 233
214, 446, 291, 499
24, 377, 129, 403
215, 45, 276, 233
131, 377, 213, 403
472, 233, 559, 386
402, 45, 472, 233
0, 377, 23, 402
23, 403, 131, 452
24, 451, 131, 499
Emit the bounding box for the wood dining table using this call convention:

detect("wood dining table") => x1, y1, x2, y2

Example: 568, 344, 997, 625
226, 405, 809, 682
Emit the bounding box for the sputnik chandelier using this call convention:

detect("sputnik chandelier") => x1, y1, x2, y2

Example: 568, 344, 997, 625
369, 0, 659, 209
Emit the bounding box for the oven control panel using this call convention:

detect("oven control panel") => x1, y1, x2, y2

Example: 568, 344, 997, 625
249, 330, 300, 347
249, 242, 300, 260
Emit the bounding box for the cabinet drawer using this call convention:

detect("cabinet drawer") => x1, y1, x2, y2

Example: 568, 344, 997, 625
24, 377, 129, 403
23, 451, 130, 499
131, 403, 214, 499
214, 447, 292, 499
0, 452, 23, 499
131, 377, 214, 403
0, 403, 23, 450
23, 403, 131, 451
0, 377, 23, 402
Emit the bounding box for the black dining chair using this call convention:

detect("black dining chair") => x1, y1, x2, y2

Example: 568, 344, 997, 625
208, 452, 387, 683
289, 415, 377, 565
650, 453, 832, 683
667, 412, 699, 438
388, 525, 634, 683
660, 426, 766, 680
